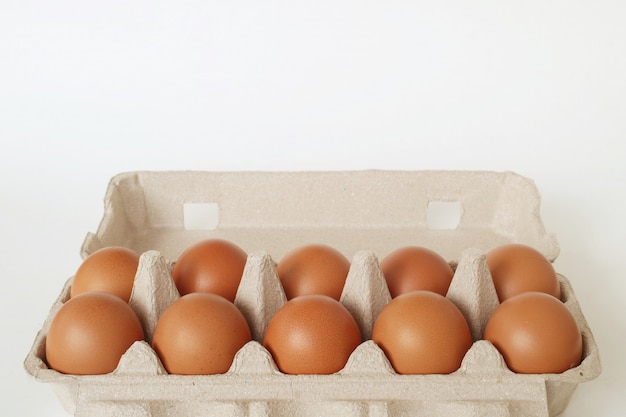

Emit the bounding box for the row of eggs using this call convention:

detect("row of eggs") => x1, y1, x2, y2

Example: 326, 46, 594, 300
44, 240, 582, 377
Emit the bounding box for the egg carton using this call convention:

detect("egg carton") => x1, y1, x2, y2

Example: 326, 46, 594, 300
24, 170, 601, 417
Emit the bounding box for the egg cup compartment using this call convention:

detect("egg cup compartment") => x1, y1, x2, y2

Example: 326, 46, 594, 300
25, 170, 601, 417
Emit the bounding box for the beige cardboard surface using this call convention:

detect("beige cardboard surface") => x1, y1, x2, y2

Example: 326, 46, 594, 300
25, 170, 600, 417
79, 170, 560, 262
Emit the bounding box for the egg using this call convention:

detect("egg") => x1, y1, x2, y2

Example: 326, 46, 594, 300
45, 291, 144, 375
372, 291, 472, 374
486, 243, 560, 301
380, 246, 454, 298
483, 291, 583, 374
151, 292, 252, 375
172, 239, 248, 301
262, 294, 362, 374
70, 246, 140, 302
276, 244, 351, 300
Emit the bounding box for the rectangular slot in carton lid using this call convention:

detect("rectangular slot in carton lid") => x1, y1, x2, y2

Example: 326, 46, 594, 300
183, 203, 220, 230
426, 201, 463, 230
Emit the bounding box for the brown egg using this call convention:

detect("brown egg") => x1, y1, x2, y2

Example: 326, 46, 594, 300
483, 291, 583, 374
45, 291, 144, 375
152, 293, 252, 375
276, 244, 350, 300
172, 239, 248, 301
70, 246, 140, 302
263, 294, 362, 374
380, 246, 454, 298
372, 291, 472, 374
486, 243, 560, 301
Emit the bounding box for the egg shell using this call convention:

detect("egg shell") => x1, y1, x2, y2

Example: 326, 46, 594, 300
486, 243, 560, 301
70, 246, 140, 302
262, 294, 362, 374
152, 292, 252, 375
483, 291, 583, 374
276, 244, 350, 300
380, 246, 454, 298
372, 290, 473, 374
45, 291, 145, 375
171, 238, 248, 301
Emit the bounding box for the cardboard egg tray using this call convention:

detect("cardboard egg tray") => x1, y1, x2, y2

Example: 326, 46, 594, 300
25, 170, 601, 417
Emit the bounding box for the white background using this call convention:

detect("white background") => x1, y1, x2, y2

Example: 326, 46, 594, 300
1, 1, 625, 415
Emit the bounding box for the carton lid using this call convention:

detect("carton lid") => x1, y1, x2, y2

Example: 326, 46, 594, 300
80, 170, 559, 263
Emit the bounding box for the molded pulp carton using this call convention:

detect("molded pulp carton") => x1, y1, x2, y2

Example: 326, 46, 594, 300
24, 170, 601, 417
